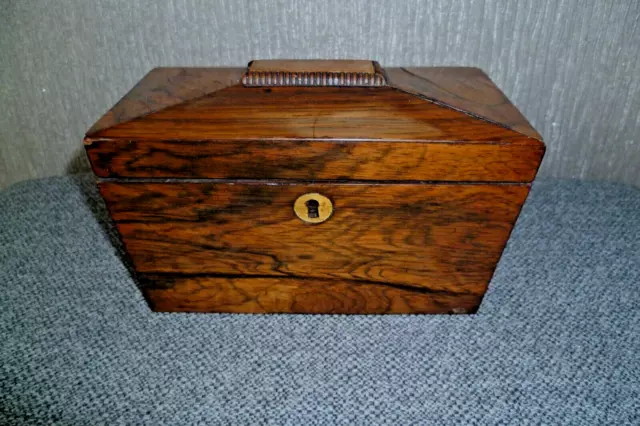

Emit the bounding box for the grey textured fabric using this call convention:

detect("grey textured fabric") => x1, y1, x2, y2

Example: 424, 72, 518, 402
0, 174, 639, 425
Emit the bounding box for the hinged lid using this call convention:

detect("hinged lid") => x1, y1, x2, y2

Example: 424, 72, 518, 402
85, 60, 544, 182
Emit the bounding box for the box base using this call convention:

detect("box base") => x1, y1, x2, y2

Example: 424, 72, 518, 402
140, 274, 484, 314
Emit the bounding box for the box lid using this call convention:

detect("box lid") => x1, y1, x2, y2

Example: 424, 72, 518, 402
85, 60, 544, 182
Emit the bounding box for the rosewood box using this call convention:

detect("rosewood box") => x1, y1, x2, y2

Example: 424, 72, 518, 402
84, 60, 544, 314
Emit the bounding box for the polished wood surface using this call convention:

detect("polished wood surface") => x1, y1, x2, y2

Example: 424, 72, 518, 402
385, 67, 542, 140
87, 86, 534, 142
99, 182, 529, 294
86, 84, 543, 182
86, 138, 543, 182
85, 63, 545, 314
87, 67, 244, 136
142, 275, 483, 314
86, 66, 543, 143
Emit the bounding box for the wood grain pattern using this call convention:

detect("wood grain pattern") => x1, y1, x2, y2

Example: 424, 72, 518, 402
83, 65, 544, 314
99, 182, 530, 296
86, 138, 544, 182
385, 67, 542, 140
86, 67, 244, 136
85, 83, 544, 182
86, 85, 538, 142
142, 275, 484, 314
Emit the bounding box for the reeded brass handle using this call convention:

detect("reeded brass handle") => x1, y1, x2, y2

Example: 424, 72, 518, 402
242, 59, 386, 87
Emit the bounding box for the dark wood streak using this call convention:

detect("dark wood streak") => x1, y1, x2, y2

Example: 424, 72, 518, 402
139, 272, 478, 296
85, 82, 544, 182
85, 64, 544, 314
86, 139, 544, 182
99, 182, 530, 298
141, 274, 484, 314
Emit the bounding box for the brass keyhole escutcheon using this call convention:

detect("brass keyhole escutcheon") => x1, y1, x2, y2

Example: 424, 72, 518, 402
294, 193, 333, 224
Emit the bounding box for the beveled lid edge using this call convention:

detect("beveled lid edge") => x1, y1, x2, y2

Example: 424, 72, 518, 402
86, 67, 245, 138
385, 67, 543, 142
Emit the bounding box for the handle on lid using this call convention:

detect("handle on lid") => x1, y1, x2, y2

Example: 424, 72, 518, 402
242, 60, 386, 87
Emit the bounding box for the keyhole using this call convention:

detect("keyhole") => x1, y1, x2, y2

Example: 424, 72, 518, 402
305, 199, 320, 219
294, 193, 332, 223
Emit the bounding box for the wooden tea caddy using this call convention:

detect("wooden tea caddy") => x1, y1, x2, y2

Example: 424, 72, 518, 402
84, 60, 544, 314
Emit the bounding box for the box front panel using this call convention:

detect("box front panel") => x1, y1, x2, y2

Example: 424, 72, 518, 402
99, 181, 529, 314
